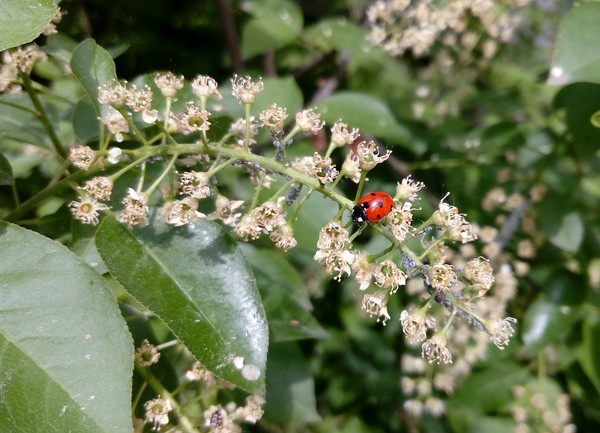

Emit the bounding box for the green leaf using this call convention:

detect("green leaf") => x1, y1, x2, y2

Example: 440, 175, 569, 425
0, 151, 13, 185
304, 18, 370, 54
73, 95, 101, 142
447, 361, 529, 432
293, 189, 339, 257
0, 221, 133, 433
241, 0, 303, 59
553, 83, 600, 159
264, 342, 320, 423
70, 39, 117, 116
315, 92, 413, 148
95, 214, 269, 395
548, 2, 600, 85
521, 295, 576, 350
548, 211, 584, 252
241, 246, 328, 341
580, 317, 600, 394
0, 0, 55, 51
0, 93, 48, 147
70, 222, 108, 275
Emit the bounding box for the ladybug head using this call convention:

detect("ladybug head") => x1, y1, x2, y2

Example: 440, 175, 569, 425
351, 204, 367, 224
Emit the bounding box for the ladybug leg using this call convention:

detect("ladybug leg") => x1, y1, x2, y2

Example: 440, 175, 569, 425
356, 221, 367, 235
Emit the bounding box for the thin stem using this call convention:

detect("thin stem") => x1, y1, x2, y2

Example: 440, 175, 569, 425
131, 380, 148, 417
324, 141, 337, 159
136, 162, 147, 192
329, 168, 346, 191
117, 107, 150, 147
161, 96, 173, 146
154, 120, 180, 146
354, 170, 369, 202
205, 158, 236, 178
288, 188, 314, 224
136, 366, 200, 433
269, 179, 295, 203
367, 243, 396, 262
108, 155, 150, 182
145, 153, 179, 197
0, 98, 38, 115
155, 339, 179, 351
4, 169, 92, 222
418, 234, 446, 262
281, 125, 300, 145
440, 310, 456, 335
249, 171, 267, 210
130, 142, 355, 210
10, 182, 20, 207
19, 72, 66, 159
243, 103, 252, 151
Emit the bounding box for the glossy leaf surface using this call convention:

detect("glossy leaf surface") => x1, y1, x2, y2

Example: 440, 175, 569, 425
241, 0, 303, 59
95, 214, 269, 395
241, 246, 328, 342
548, 2, 600, 85
0, 221, 133, 433
71, 39, 117, 116
0, 0, 55, 51
316, 92, 413, 147
264, 342, 320, 423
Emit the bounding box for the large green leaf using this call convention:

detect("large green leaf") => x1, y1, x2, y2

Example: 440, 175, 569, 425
548, 2, 600, 85
72, 95, 101, 142
264, 342, 320, 423
521, 295, 576, 350
240, 246, 328, 342
0, 93, 48, 147
0, 221, 133, 433
553, 83, 600, 159
0, 0, 55, 51
70, 39, 117, 116
548, 211, 584, 253
95, 214, 269, 395
315, 92, 413, 148
447, 361, 529, 432
538, 188, 586, 253
241, 0, 303, 59
304, 18, 370, 54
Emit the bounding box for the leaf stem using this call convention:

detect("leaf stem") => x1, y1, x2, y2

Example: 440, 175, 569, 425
136, 366, 201, 433
19, 72, 66, 159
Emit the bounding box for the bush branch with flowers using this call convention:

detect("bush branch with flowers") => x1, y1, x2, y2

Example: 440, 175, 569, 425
1, 0, 598, 432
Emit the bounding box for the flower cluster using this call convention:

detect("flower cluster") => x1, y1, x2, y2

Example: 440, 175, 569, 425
136, 354, 264, 432
366, 0, 532, 57
511, 385, 575, 433
365, 0, 540, 127
60, 71, 519, 423
0, 44, 47, 93
400, 256, 518, 418
65, 73, 517, 362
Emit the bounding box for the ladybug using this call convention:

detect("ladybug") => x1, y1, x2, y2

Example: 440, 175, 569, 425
351, 191, 394, 224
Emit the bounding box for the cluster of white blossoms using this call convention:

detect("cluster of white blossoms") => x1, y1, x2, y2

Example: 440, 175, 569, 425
366, 0, 532, 57
56, 65, 521, 424
65, 72, 519, 380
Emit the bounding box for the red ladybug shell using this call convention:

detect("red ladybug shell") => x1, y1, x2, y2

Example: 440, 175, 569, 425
351, 191, 394, 224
